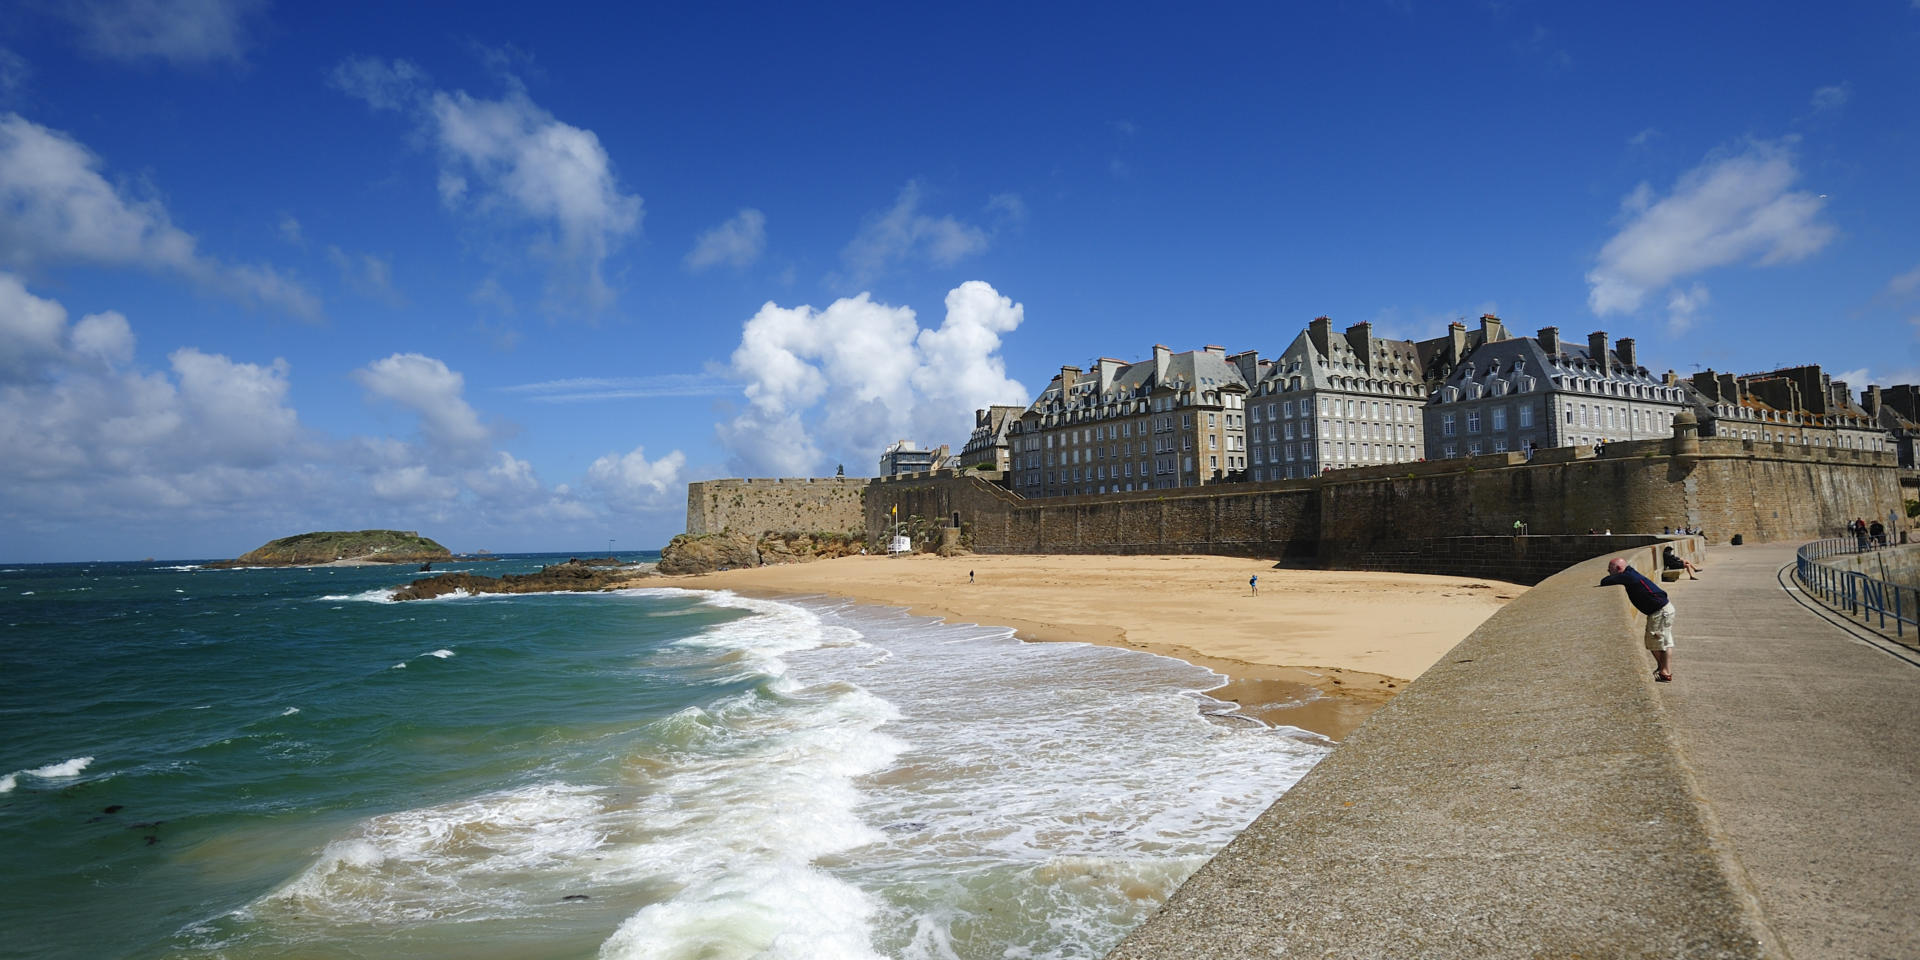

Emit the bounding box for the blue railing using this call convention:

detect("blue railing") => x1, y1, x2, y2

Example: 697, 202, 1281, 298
1795, 538, 1918, 641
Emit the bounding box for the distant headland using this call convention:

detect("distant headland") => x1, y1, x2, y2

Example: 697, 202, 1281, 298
206, 530, 454, 568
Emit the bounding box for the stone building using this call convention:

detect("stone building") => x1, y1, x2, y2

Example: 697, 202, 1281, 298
1423, 326, 1688, 459
1414, 314, 1512, 389
1682, 366, 1893, 454
1865, 385, 1920, 469
1008, 344, 1251, 497
1245, 317, 1429, 480
878, 440, 948, 477
956, 405, 1025, 473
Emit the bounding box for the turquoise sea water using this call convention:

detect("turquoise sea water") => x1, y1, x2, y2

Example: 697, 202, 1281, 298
0, 556, 1327, 959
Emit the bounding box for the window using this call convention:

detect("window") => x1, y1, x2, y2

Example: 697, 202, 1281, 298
1519, 404, 1533, 429
1491, 408, 1506, 431
1209, 435, 1218, 450
1302, 420, 1313, 438
1208, 413, 1216, 428
1443, 443, 1456, 458
1466, 411, 1481, 433
1442, 412, 1457, 436
1492, 438, 1507, 453
1468, 441, 1482, 456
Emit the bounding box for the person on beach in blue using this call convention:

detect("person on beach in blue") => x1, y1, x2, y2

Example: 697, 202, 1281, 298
1249, 574, 1258, 595
1600, 557, 1675, 682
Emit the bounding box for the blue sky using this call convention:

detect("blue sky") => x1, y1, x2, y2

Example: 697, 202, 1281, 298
2, 1, 1917, 561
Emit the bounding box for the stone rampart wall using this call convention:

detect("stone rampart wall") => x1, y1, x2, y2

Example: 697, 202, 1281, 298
860, 444, 1900, 560
684, 477, 867, 537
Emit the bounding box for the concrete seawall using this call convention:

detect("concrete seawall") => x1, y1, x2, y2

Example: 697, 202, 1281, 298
1106, 541, 1781, 959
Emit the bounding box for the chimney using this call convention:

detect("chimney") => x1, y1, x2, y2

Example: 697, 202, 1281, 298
1615, 337, 1637, 370
1308, 317, 1333, 358
1344, 322, 1374, 368
1588, 331, 1610, 376
1152, 344, 1170, 384
975, 408, 988, 427
1865, 385, 1882, 418
1228, 349, 1260, 386
1479, 313, 1507, 343
1059, 365, 1081, 397
1448, 321, 1467, 364
1537, 326, 1561, 356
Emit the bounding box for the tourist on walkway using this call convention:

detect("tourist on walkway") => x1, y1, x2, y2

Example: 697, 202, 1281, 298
1662, 546, 1701, 580
1869, 520, 1886, 548
1853, 518, 1870, 551
1600, 557, 1676, 682
1249, 574, 1258, 595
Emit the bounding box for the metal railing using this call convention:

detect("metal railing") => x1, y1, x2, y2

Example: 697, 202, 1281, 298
1795, 538, 1918, 640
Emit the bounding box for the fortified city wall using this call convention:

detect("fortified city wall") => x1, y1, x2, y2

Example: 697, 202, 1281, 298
683, 477, 867, 537
857, 437, 1899, 568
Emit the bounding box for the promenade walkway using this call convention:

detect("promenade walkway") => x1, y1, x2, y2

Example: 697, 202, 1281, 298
1660, 542, 1920, 960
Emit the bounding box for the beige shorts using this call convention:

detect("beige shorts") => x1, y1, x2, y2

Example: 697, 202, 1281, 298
1644, 603, 1676, 651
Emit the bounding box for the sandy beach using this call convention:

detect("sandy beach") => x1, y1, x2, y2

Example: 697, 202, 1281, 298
653, 554, 1521, 739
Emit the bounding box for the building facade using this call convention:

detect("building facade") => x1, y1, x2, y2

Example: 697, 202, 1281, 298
956, 405, 1025, 473
1682, 366, 1892, 454
1424, 327, 1688, 459
1008, 344, 1250, 497
877, 440, 948, 477
1245, 317, 1428, 480
1866, 384, 1920, 469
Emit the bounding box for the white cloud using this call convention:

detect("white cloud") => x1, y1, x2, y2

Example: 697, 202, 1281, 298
586, 445, 687, 510
1587, 139, 1834, 317
501, 373, 732, 403
64, 0, 267, 65
353, 353, 491, 458
327, 246, 401, 305
838, 182, 990, 287
277, 215, 304, 246
328, 56, 427, 112
718, 281, 1028, 476
0, 113, 320, 319
684, 208, 766, 271
335, 61, 642, 311
1627, 127, 1658, 148
0, 273, 692, 560
0, 48, 29, 103
1810, 83, 1851, 112
1665, 283, 1710, 334
1887, 262, 1920, 299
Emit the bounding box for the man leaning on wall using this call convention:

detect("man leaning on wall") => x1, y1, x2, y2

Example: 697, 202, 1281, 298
1600, 557, 1676, 682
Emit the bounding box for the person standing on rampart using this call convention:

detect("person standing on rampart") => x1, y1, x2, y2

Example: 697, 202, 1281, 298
1601, 557, 1675, 683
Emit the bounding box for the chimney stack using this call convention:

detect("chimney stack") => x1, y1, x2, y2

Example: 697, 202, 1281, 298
1153, 344, 1170, 384
1538, 326, 1561, 356
1448, 321, 1468, 365
1588, 331, 1610, 376
1345, 322, 1374, 368
1865, 385, 1882, 418
1616, 337, 1637, 370
1308, 317, 1333, 358
1228, 349, 1261, 386
1479, 313, 1507, 343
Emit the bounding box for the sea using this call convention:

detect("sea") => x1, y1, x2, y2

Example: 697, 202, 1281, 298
0, 554, 1330, 960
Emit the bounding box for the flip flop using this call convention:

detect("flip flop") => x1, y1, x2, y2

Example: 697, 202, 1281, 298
1655, 673, 1673, 682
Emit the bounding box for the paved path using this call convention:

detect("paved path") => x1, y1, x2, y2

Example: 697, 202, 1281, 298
1660, 542, 1920, 960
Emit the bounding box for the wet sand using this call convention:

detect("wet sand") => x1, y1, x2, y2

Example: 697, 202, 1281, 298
647, 554, 1521, 739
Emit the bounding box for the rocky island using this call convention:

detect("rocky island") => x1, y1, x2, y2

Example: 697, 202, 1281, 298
390, 557, 642, 601
207, 530, 453, 568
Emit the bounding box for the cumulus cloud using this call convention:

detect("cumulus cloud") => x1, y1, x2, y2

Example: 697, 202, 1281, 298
353, 353, 491, 458
0, 113, 321, 318
1665, 283, 1710, 334
1810, 83, 1851, 112
718, 280, 1027, 476
63, 0, 267, 65
1587, 139, 1834, 318
0, 274, 690, 560
334, 59, 642, 311
586, 445, 686, 510
838, 182, 990, 288
684, 208, 766, 271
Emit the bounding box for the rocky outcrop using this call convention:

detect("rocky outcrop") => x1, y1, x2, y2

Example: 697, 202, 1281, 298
656, 531, 864, 575
390, 558, 640, 601
209, 530, 452, 568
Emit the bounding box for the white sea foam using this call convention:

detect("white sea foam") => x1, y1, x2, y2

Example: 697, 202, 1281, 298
390, 662, 406, 669
316, 588, 397, 603
263, 782, 609, 924
5, 756, 95, 790
18, 591, 33, 596
160, 564, 202, 571
280, 707, 300, 717
28, 756, 93, 778
428, 649, 454, 659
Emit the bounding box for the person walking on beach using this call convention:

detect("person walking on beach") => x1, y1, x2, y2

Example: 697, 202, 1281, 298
1249, 574, 1258, 595
969, 570, 975, 584
1600, 557, 1675, 682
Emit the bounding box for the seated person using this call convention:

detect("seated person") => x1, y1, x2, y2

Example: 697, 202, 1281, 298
1662, 546, 1701, 580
